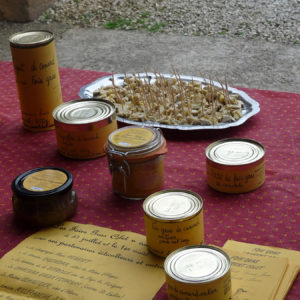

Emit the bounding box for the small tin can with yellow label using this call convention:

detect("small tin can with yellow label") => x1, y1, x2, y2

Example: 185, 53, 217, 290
164, 245, 232, 300
143, 189, 204, 257
52, 98, 117, 159
11, 167, 77, 227
206, 138, 265, 193
9, 30, 62, 131
105, 125, 167, 200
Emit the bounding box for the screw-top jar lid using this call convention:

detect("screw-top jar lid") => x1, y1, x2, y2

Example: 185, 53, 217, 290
164, 245, 231, 283
143, 189, 203, 221
206, 138, 265, 166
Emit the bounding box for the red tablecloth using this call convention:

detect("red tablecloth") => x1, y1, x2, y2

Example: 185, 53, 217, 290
0, 60, 299, 299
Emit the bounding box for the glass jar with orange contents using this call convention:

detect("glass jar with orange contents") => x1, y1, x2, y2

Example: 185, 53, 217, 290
105, 126, 167, 200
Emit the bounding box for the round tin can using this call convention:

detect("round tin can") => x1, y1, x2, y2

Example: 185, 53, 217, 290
9, 30, 62, 131
105, 126, 167, 200
206, 138, 265, 193
143, 189, 204, 257
164, 245, 232, 300
11, 167, 77, 227
52, 98, 117, 159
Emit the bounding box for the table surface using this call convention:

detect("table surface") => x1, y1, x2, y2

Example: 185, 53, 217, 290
0, 60, 299, 299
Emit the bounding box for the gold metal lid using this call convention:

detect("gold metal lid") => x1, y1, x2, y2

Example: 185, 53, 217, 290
12, 167, 73, 197
107, 126, 164, 155
143, 189, 203, 221
164, 245, 231, 283
23, 169, 67, 192
206, 138, 265, 165
9, 30, 54, 47
52, 99, 116, 125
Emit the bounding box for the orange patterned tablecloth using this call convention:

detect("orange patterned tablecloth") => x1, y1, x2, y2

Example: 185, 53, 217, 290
0, 61, 299, 299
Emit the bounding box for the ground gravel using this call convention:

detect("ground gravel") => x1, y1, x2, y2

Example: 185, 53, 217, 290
38, 0, 300, 44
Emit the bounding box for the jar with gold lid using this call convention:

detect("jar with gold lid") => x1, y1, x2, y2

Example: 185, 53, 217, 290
11, 167, 77, 227
105, 126, 167, 200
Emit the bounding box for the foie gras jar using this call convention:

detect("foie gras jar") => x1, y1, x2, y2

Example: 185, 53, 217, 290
164, 245, 232, 300
105, 126, 167, 200
9, 30, 62, 131
53, 99, 117, 159
11, 167, 77, 227
143, 189, 204, 257
206, 138, 265, 193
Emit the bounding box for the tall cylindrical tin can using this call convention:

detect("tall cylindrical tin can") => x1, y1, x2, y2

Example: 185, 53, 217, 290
164, 245, 232, 300
206, 138, 265, 193
143, 189, 204, 257
9, 30, 63, 131
52, 99, 117, 159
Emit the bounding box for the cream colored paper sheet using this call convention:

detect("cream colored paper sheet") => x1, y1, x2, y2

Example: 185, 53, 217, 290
224, 248, 288, 300
224, 240, 300, 300
0, 221, 165, 300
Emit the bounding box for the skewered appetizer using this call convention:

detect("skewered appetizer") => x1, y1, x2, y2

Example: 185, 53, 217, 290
93, 72, 244, 126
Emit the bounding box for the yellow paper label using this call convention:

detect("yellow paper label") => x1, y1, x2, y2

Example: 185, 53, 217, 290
10, 41, 62, 131
23, 169, 67, 191
207, 160, 265, 193
111, 127, 154, 148
223, 247, 288, 300
55, 120, 117, 159
223, 240, 300, 300
0, 221, 165, 300
144, 211, 204, 257
166, 269, 231, 300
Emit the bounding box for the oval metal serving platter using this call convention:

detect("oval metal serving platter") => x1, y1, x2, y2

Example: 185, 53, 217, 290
79, 73, 260, 130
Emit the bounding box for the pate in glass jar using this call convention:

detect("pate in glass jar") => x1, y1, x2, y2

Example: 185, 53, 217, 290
105, 126, 167, 200
11, 167, 77, 227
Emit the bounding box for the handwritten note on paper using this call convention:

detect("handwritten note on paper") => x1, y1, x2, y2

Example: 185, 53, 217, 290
0, 222, 165, 300
224, 240, 300, 300
223, 248, 288, 300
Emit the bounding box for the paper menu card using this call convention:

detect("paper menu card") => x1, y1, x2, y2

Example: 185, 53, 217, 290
0, 221, 165, 300
224, 240, 300, 300
224, 248, 288, 300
